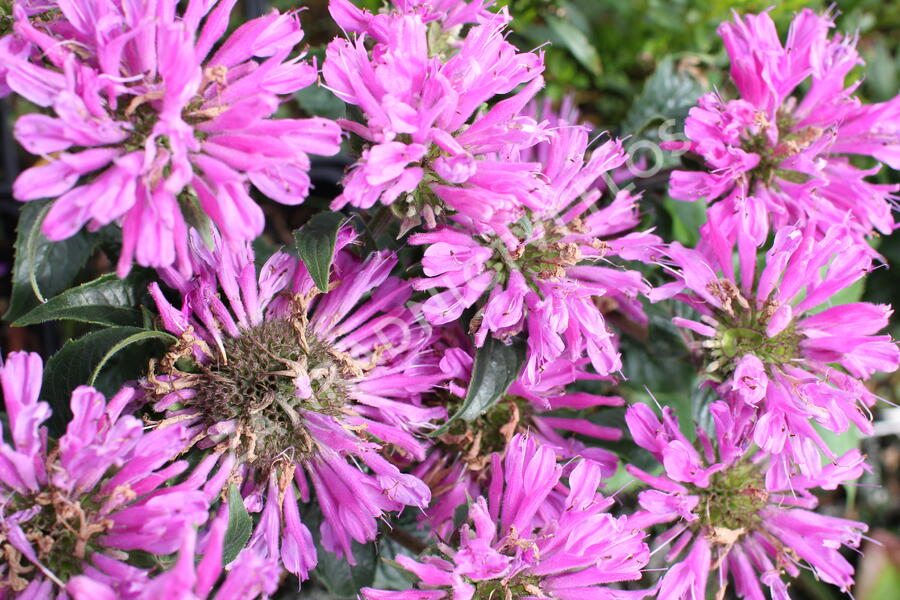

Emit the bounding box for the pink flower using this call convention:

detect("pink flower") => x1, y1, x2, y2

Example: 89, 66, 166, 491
147, 228, 447, 577
411, 130, 661, 384
665, 9, 900, 238
0, 352, 224, 597
363, 435, 651, 600
68, 507, 280, 600
626, 401, 869, 599
323, 1, 548, 233
2, 0, 341, 276
655, 218, 898, 479
416, 332, 623, 538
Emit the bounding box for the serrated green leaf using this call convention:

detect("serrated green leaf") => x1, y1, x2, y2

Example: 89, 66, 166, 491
13, 271, 152, 327
4, 199, 100, 322
431, 337, 526, 436
622, 57, 706, 143
222, 484, 253, 566
295, 211, 346, 292
41, 326, 172, 435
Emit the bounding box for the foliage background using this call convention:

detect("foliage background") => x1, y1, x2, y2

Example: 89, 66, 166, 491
1, 0, 898, 598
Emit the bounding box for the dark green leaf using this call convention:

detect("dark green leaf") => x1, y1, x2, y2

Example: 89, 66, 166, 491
88, 329, 176, 386
296, 85, 347, 120
13, 271, 152, 327
431, 337, 526, 436
4, 199, 100, 322
306, 502, 378, 597
222, 484, 253, 565
41, 327, 173, 435
294, 211, 346, 292
314, 538, 377, 598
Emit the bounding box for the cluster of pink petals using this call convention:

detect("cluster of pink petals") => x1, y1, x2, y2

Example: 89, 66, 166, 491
418, 339, 624, 538
1, 0, 341, 276
149, 229, 447, 578
69, 506, 280, 600
0, 352, 230, 598
323, 0, 549, 233
362, 434, 651, 600
653, 216, 898, 482
664, 8, 900, 237
626, 401, 869, 599
411, 128, 660, 384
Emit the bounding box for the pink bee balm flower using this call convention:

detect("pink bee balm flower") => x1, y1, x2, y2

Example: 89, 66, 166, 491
322, 1, 549, 233
0, 352, 225, 598
625, 401, 869, 599
147, 229, 447, 578
362, 434, 651, 600
2, 0, 341, 276
416, 331, 624, 538
653, 217, 898, 483
411, 130, 661, 384
68, 506, 281, 600
664, 9, 900, 237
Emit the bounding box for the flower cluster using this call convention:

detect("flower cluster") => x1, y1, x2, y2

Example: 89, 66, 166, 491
148, 228, 446, 576
0, 352, 227, 597
363, 434, 651, 600
0, 1, 897, 599
1, 0, 341, 276
626, 401, 868, 599
663, 9, 900, 239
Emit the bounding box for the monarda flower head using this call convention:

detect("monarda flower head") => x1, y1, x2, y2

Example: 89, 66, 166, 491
416, 331, 623, 538
625, 401, 868, 600
0, 352, 223, 598
148, 229, 446, 578
323, 0, 549, 234
653, 219, 898, 484
411, 128, 660, 384
664, 9, 900, 238
362, 434, 651, 600
68, 505, 281, 600
2, 0, 341, 276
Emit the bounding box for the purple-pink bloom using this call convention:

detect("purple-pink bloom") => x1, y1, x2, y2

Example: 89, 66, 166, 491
411, 127, 660, 384
416, 331, 623, 538
68, 505, 281, 600
664, 9, 900, 237
625, 401, 869, 599
147, 228, 447, 578
0, 352, 224, 598
323, 0, 549, 234
653, 217, 898, 483
362, 434, 651, 600
2, 0, 341, 276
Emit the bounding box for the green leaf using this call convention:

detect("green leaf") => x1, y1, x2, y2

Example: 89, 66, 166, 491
87, 329, 176, 386
431, 337, 526, 436
663, 197, 707, 246
294, 211, 346, 292
40, 327, 172, 435
305, 501, 378, 597
296, 85, 347, 120
13, 271, 152, 327
622, 56, 706, 143
545, 15, 602, 76
222, 484, 253, 566
4, 199, 100, 322
314, 538, 377, 598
